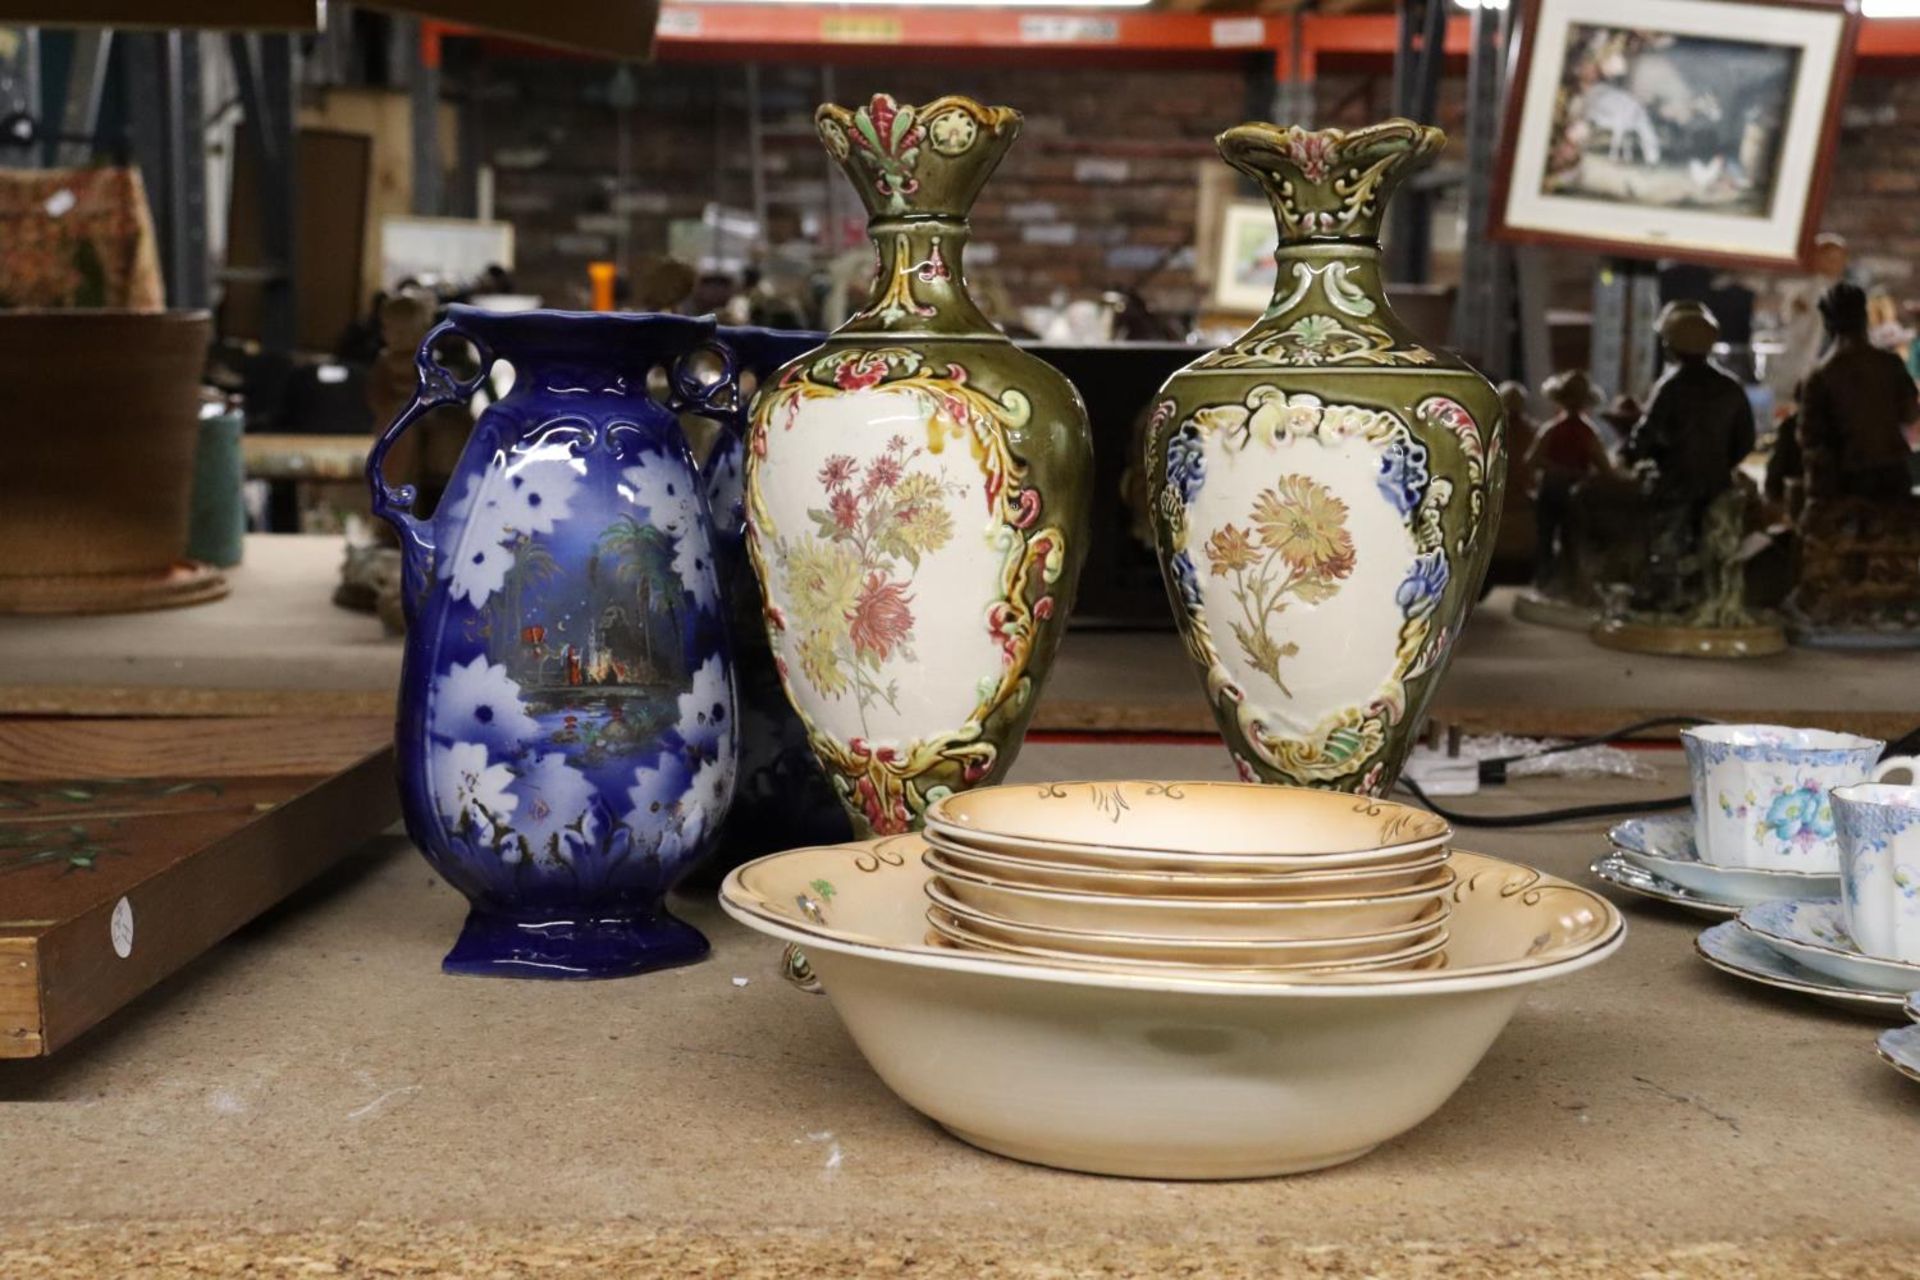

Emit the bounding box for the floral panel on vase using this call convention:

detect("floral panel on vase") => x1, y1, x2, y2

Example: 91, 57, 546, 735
750, 347, 1069, 834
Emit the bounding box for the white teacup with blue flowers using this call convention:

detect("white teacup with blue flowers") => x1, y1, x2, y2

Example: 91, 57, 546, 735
1680, 725, 1915, 872
1833, 775, 1920, 963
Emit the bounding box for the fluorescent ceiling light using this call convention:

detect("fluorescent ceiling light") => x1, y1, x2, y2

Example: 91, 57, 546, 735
1862, 0, 1920, 15
689, 0, 1153, 7
1452, 0, 1511, 9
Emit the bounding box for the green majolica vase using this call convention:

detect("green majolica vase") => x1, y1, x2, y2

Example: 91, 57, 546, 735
1148, 120, 1506, 796
745, 94, 1092, 836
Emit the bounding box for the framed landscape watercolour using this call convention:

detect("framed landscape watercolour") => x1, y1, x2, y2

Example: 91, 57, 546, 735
1209, 199, 1279, 314
1491, 0, 1858, 270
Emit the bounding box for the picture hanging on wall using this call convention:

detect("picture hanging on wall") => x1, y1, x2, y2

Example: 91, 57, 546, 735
1209, 199, 1279, 314
1491, 0, 1859, 270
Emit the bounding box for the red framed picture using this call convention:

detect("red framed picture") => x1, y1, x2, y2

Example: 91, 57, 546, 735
1490, 0, 1860, 270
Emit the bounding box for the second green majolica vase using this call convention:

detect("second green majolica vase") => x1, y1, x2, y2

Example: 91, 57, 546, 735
745, 94, 1092, 836
1148, 120, 1506, 796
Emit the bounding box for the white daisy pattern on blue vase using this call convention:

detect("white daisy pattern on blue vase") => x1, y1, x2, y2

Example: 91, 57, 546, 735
430, 740, 518, 842
495, 452, 584, 537
449, 537, 514, 606
429, 654, 542, 751
676, 653, 734, 755
627, 752, 697, 859
443, 450, 585, 606
622, 455, 719, 613
506, 752, 598, 867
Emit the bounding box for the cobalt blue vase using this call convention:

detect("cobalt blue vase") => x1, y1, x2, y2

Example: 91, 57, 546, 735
699, 326, 854, 876
368, 307, 738, 978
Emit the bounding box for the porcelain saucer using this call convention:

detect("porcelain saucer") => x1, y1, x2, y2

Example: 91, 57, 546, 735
1694, 921, 1906, 1014
1878, 1024, 1920, 1084
1738, 899, 1920, 994
1588, 854, 1737, 918
1610, 815, 1840, 906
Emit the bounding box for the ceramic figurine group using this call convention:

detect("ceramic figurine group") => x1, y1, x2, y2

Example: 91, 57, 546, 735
1778, 282, 1920, 645
367, 97, 1506, 978
1517, 275, 1920, 657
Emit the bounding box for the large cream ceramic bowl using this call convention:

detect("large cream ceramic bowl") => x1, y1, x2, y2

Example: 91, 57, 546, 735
720, 842, 1623, 1180
924, 780, 1449, 871
923, 834, 1452, 900
925, 848, 1455, 940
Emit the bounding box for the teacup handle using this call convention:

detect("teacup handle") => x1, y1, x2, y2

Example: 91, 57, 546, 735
1871, 756, 1920, 785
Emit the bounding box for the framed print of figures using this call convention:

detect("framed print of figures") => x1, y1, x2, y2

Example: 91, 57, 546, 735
1491, 0, 1858, 270
1209, 200, 1279, 314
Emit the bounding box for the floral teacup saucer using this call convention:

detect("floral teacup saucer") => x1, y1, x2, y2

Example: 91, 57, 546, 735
1588, 854, 1737, 918
1737, 899, 1920, 994
1878, 1024, 1920, 1084
1694, 921, 1906, 1014
1611, 815, 1840, 907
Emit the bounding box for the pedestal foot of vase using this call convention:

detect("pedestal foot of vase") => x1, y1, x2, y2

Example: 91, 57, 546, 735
442, 908, 710, 979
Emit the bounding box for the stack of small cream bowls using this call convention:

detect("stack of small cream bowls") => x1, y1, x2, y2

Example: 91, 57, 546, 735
919, 781, 1456, 976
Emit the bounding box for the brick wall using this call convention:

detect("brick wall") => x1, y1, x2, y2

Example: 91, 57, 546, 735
473, 58, 1261, 319
1826, 73, 1920, 292
470, 55, 1912, 322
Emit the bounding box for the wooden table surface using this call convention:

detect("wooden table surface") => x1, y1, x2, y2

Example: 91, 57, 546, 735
3, 534, 1918, 742
1, 741, 1916, 1277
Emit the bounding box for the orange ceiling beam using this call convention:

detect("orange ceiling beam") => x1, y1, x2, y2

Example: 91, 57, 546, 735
1856, 16, 1920, 58
641, 6, 1478, 76
428, 11, 1920, 74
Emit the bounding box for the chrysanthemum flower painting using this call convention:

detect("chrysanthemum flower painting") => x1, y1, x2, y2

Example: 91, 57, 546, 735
772, 434, 964, 736
1203, 474, 1357, 696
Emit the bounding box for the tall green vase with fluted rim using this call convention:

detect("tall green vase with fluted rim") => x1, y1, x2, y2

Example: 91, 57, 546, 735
1148, 119, 1507, 796
744, 94, 1093, 837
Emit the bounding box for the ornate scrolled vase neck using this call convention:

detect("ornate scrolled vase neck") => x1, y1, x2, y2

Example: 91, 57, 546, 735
1218, 119, 1445, 245
819, 94, 1019, 339
816, 94, 1021, 220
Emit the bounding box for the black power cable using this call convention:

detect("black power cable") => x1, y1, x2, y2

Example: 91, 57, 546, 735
1395, 715, 1920, 829
1392, 714, 1717, 828
1468, 715, 1722, 786
1396, 774, 1692, 829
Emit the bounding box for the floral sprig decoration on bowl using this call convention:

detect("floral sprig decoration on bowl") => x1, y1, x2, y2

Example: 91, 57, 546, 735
779, 434, 963, 736
1202, 474, 1356, 697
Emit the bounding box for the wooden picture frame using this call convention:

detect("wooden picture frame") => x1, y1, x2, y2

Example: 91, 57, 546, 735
1208, 199, 1278, 315
1490, 0, 1859, 271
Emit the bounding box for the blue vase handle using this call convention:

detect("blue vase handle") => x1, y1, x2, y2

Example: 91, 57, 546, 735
366, 317, 495, 597
668, 338, 744, 478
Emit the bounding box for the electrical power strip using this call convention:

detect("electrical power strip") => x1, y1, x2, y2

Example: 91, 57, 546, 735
1399, 744, 1482, 797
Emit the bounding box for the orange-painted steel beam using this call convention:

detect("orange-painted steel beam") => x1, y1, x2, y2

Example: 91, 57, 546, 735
431, 9, 1919, 75
1856, 16, 1920, 58
653, 5, 1280, 54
